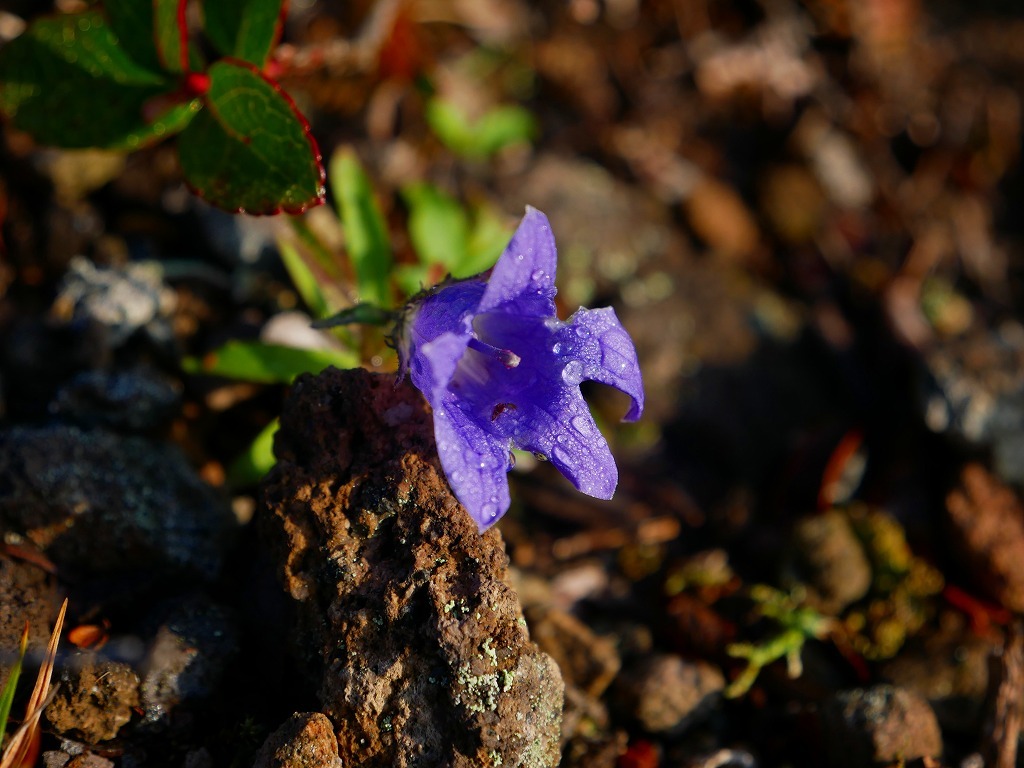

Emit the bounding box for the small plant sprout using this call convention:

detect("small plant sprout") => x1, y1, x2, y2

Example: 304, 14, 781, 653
725, 585, 835, 698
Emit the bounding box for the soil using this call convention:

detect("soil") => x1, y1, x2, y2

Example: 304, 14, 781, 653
2, 1, 1024, 766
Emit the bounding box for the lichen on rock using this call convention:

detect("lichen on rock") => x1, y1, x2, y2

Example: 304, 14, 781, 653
261, 368, 564, 768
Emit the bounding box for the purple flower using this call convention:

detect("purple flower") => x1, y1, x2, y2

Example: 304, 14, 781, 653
398, 207, 644, 530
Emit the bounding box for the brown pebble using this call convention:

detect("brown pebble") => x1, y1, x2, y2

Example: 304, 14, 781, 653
252, 712, 342, 768
823, 685, 943, 767
946, 463, 1024, 611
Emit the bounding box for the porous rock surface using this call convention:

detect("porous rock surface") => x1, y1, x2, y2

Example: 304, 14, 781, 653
261, 368, 564, 768
0, 425, 231, 578
253, 713, 342, 768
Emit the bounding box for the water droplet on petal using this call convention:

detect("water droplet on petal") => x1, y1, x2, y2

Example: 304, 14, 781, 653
551, 342, 562, 354
531, 269, 545, 281
571, 415, 594, 436
575, 325, 591, 338
482, 502, 497, 518
516, 253, 524, 261
562, 360, 584, 384
552, 445, 571, 466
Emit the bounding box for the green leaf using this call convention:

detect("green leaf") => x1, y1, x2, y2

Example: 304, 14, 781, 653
460, 204, 512, 277
178, 59, 325, 214
203, 0, 284, 68
312, 302, 395, 329
227, 417, 279, 487
0, 622, 28, 743
0, 11, 200, 149
329, 148, 393, 306
105, 0, 201, 75
278, 236, 330, 319
425, 98, 536, 158
183, 340, 358, 384
402, 182, 469, 272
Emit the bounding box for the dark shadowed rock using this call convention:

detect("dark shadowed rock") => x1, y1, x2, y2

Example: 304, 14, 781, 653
612, 653, 724, 734
50, 368, 181, 434
139, 595, 239, 727
253, 713, 342, 768
262, 368, 564, 768
0, 425, 232, 578
823, 685, 943, 767
792, 509, 872, 614
45, 652, 140, 743
0, 554, 58, 690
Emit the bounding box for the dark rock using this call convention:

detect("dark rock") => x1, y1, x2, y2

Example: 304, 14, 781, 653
945, 463, 1024, 611
792, 509, 872, 614
45, 652, 140, 743
139, 595, 238, 726
50, 368, 181, 433
612, 654, 725, 734
262, 368, 564, 768
823, 685, 943, 767
0, 425, 233, 578
253, 713, 342, 768
0, 554, 58, 689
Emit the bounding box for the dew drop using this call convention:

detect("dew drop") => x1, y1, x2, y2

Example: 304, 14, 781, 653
571, 415, 594, 436
561, 360, 584, 384
575, 325, 591, 338
552, 446, 571, 466
551, 342, 562, 354
482, 502, 497, 519
531, 269, 545, 282
516, 253, 525, 261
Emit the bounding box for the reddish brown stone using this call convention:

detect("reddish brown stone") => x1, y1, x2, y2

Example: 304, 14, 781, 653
262, 368, 564, 768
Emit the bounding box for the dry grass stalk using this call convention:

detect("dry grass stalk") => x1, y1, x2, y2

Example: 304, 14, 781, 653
0, 598, 68, 768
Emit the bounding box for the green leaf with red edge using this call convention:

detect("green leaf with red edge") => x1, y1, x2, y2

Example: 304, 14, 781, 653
203, 0, 285, 68
0, 11, 201, 149
104, 0, 189, 73
177, 59, 325, 214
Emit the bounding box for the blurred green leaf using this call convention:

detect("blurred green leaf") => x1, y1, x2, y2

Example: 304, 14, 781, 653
426, 99, 536, 158
278, 237, 330, 319
227, 417, 279, 486
312, 302, 394, 329
402, 182, 469, 271
393, 263, 432, 298
461, 203, 512, 277
0, 11, 200, 149
0, 622, 27, 746
203, 0, 284, 67
105, 0, 194, 74
178, 60, 325, 214
183, 340, 357, 384
330, 148, 393, 307
154, 0, 187, 72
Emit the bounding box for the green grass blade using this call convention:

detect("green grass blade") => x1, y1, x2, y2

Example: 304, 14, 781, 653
0, 623, 29, 747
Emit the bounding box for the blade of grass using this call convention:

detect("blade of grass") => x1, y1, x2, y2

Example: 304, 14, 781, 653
0, 623, 29, 747
1, 598, 67, 768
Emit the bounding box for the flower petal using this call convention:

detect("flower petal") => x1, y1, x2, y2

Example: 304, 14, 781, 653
478, 206, 558, 317
410, 332, 512, 529
512, 387, 619, 499
557, 306, 644, 421
433, 400, 512, 530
